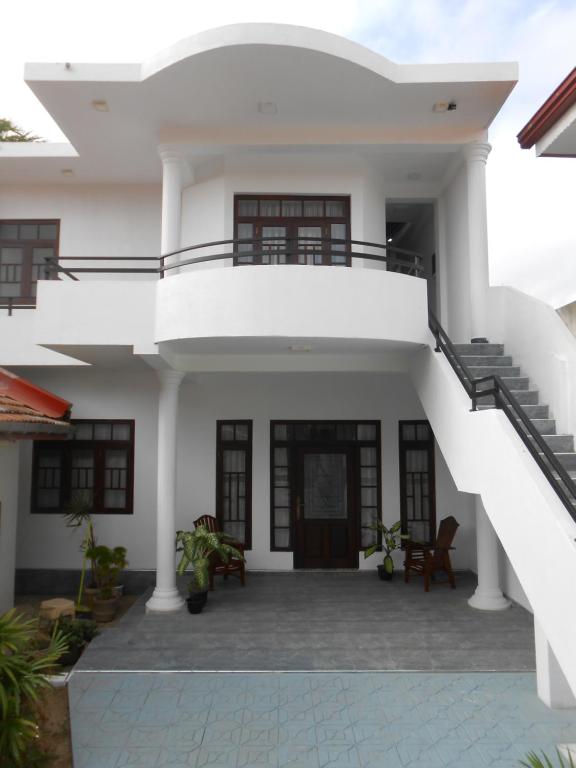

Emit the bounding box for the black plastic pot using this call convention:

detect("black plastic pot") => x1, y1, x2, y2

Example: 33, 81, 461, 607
186, 591, 208, 614
377, 564, 394, 581
58, 644, 83, 667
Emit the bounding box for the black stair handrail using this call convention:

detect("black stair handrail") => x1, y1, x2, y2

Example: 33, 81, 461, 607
429, 311, 576, 521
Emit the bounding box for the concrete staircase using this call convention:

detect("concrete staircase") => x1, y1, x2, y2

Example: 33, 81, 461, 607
454, 343, 576, 479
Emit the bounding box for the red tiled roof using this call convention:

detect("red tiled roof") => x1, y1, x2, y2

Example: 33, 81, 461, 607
0, 368, 72, 438
518, 67, 576, 150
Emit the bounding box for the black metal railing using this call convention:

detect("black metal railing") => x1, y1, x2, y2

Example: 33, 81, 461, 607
429, 311, 576, 521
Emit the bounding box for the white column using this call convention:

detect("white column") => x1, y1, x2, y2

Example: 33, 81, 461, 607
464, 141, 491, 343
535, 617, 576, 709
159, 148, 182, 272
146, 369, 185, 613
468, 496, 511, 611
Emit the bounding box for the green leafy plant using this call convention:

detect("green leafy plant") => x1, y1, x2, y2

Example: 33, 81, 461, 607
54, 617, 98, 651
363, 520, 407, 575
63, 494, 97, 608
176, 526, 244, 592
520, 748, 576, 767
85, 545, 128, 600
0, 118, 42, 143
0, 609, 69, 766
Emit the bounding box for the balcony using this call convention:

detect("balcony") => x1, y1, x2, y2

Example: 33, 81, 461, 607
19, 236, 429, 366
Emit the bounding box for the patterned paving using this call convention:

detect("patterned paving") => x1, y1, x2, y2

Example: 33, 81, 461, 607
69, 671, 576, 768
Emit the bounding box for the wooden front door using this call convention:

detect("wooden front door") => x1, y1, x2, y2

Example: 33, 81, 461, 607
294, 447, 358, 568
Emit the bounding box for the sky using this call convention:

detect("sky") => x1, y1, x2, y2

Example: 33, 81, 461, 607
1, 0, 575, 307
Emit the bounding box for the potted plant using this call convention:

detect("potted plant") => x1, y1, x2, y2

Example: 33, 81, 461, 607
63, 494, 98, 612
363, 520, 407, 580
176, 526, 244, 614
85, 545, 128, 622
53, 616, 99, 666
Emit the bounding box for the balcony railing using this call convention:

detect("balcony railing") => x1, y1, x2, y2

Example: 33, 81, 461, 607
0, 236, 425, 311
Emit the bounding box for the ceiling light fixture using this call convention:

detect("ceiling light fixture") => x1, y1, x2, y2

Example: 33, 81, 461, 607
288, 345, 312, 352
92, 100, 109, 112
61, 169, 74, 176
257, 101, 278, 115
433, 100, 457, 113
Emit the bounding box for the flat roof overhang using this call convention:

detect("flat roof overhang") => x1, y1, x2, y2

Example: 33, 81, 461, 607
0, 24, 517, 184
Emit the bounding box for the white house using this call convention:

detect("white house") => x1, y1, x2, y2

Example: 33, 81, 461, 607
1, 24, 576, 709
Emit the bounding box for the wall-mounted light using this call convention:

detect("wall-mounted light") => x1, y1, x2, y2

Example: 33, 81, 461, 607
91, 100, 109, 112
433, 100, 457, 113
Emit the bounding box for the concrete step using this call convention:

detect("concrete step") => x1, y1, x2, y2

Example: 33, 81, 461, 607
518, 404, 549, 419
521, 419, 557, 435
529, 434, 574, 452
467, 365, 521, 379
453, 343, 504, 356
460, 355, 514, 366
476, 376, 530, 392
549, 452, 576, 471
475, 390, 540, 406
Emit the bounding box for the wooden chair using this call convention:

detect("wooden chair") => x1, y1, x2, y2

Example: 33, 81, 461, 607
403, 516, 459, 592
193, 514, 246, 591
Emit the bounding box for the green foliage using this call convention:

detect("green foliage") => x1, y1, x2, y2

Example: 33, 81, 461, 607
0, 609, 69, 766
54, 617, 98, 650
363, 520, 408, 568
176, 526, 244, 592
520, 748, 576, 767
85, 545, 128, 599
0, 118, 41, 143
63, 495, 98, 605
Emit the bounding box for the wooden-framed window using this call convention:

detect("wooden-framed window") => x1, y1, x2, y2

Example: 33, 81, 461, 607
32, 420, 135, 514
216, 421, 252, 549
270, 420, 381, 552
0, 220, 59, 302
234, 195, 351, 266
398, 421, 436, 545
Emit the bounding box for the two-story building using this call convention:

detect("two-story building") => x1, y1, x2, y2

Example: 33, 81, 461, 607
1, 24, 576, 709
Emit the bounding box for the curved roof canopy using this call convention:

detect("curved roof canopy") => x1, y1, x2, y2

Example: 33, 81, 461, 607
0, 24, 517, 183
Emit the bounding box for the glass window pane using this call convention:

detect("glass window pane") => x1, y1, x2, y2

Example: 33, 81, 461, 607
1, 247, 23, 264
224, 521, 245, 544
274, 529, 290, 548
38, 490, 60, 508
73, 423, 94, 440
303, 200, 324, 217
303, 453, 347, 520
294, 424, 312, 441
38, 223, 58, 240
360, 447, 377, 466
357, 424, 377, 441
220, 424, 235, 441
274, 447, 288, 465
0, 283, 21, 297
417, 424, 431, 442
274, 487, 290, 507
223, 449, 245, 473
274, 466, 289, 486
260, 200, 280, 217
361, 487, 378, 507
112, 423, 131, 441
238, 199, 258, 216
0, 224, 18, 239
336, 424, 355, 441
94, 423, 112, 441
402, 424, 416, 441
105, 490, 126, 508
235, 424, 249, 441
275, 508, 290, 527
237, 223, 254, 254
361, 527, 377, 547
32, 247, 54, 264
361, 467, 377, 485
19, 224, 38, 239
325, 201, 345, 217
282, 200, 302, 217
274, 424, 288, 442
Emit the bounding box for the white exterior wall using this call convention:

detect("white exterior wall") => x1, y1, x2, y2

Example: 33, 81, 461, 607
0, 442, 20, 613
14, 368, 475, 573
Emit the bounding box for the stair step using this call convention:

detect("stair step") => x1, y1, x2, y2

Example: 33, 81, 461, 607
518, 404, 549, 418
467, 365, 521, 378
460, 355, 513, 366
529, 434, 574, 452
548, 453, 576, 471
476, 389, 539, 406
520, 419, 556, 435
453, 343, 504, 356
476, 376, 530, 391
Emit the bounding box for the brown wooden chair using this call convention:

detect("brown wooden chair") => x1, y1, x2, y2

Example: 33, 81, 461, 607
193, 514, 246, 591
403, 516, 459, 592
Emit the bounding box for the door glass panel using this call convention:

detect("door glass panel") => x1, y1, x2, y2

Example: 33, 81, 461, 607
303, 453, 347, 519
297, 226, 322, 265
238, 199, 258, 216
260, 200, 281, 217
282, 200, 302, 217
330, 223, 347, 265
31, 247, 54, 285
19, 224, 38, 239
303, 200, 324, 217
0, 247, 23, 297
0, 224, 18, 239
262, 226, 286, 264
237, 223, 254, 263
38, 223, 58, 240
326, 200, 345, 217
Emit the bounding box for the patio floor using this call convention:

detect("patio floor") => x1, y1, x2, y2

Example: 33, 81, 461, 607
75, 571, 535, 672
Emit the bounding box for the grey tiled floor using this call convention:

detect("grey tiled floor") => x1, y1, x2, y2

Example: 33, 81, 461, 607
69, 671, 576, 768
76, 572, 535, 672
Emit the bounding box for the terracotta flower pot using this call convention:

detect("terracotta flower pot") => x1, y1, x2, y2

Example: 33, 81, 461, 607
92, 596, 118, 623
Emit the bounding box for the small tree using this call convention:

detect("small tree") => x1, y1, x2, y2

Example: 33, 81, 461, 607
0, 119, 41, 143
